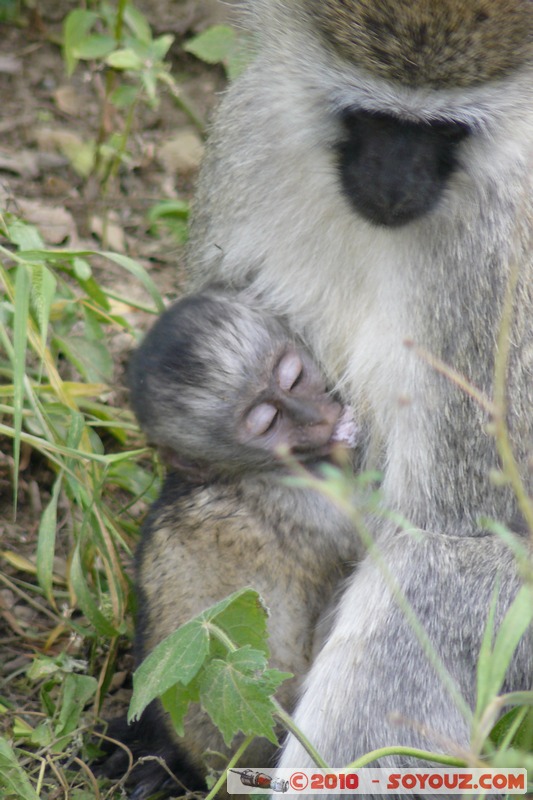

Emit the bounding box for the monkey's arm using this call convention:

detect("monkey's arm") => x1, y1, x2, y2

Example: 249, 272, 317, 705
279, 530, 532, 799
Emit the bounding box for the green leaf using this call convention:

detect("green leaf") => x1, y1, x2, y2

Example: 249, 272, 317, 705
106, 47, 144, 71
154, 217, 188, 243
489, 746, 533, 773
101, 252, 165, 313
78, 277, 111, 312
209, 588, 270, 655
40, 680, 58, 719
185, 25, 254, 80
185, 25, 236, 66
7, 217, 43, 250
199, 647, 284, 746
70, 791, 101, 800
70, 543, 119, 638
66, 409, 86, 449
30, 261, 56, 359
107, 460, 160, 501
151, 34, 174, 62
148, 199, 189, 223
0, 1, 18, 23
54, 673, 98, 751
13, 264, 31, 505
7, 216, 44, 251
109, 84, 138, 109
129, 619, 210, 723
141, 69, 158, 105
72, 34, 116, 61
477, 585, 533, 715
53, 334, 113, 383
161, 680, 200, 737
37, 472, 63, 605
124, 5, 152, 44
128, 587, 289, 748
147, 199, 190, 242
64, 139, 96, 178
14, 717, 53, 748
73, 258, 92, 281
203, 588, 264, 622
63, 9, 98, 76
0, 736, 41, 799
28, 652, 89, 682
490, 705, 533, 751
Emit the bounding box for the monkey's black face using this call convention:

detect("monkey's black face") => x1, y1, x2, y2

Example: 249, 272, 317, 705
336, 110, 470, 227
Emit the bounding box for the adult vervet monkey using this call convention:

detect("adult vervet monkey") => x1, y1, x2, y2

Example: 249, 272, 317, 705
187, 0, 533, 787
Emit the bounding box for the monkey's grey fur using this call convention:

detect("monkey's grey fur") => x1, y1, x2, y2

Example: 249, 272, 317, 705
186, 0, 533, 794
123, 289, 361, 796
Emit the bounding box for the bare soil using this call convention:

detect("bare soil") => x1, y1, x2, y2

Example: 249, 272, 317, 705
0, 1, 230, 795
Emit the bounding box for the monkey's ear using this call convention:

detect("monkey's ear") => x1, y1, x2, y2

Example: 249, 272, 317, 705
157, 446, 210, 483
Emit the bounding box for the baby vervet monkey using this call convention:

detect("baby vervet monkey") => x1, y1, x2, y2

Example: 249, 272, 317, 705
105, 288, 361, 798
186, 0, 533, 793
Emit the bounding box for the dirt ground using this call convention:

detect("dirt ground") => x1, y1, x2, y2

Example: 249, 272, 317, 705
0, 1, 232, 795
0, 0, 231, 289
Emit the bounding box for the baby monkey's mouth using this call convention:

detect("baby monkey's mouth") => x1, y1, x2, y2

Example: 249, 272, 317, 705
330, 405, 358, 449
277, 402, 358, 464
293, 404, 358, 468
299, 404, 358, 463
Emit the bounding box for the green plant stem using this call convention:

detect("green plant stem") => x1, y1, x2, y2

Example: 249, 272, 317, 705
346, 746, 464, 769
115, 0, 128, 41
204, 735, 255, 800
492, 260, 533, 535
93, 68, 117, 179
158, 72, 206, 135
274, 703, 329, 769
207, 622, 238, 652
93, 0, 128, 187
101, 93, 140, 198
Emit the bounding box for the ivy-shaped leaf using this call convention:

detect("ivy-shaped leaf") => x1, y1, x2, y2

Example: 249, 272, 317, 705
199, 647, 289, 746
129, 620, 209, 722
